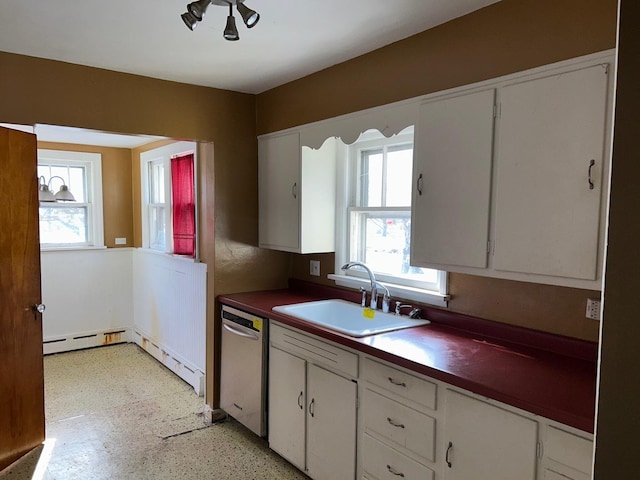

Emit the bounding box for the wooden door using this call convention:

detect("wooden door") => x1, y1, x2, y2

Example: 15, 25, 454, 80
306, 364, 357, 480
258, 131, 301, 252
268, 345, 306, 471
0, 126, 45, 471
411, 89, 495, 269
493, 64, 609, 279
444, 390, 537, 480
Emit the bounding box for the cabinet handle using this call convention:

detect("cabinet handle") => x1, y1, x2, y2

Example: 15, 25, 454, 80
292, 182, 298, 199
297, 391, 304, 410
308, 398, 315, 417
417, 173, 423, 196
446, 441, 453, 468
386, 465, 405, 477
588, 159, 596, 190
387, 417, 405, 429
387, 377, 406, 388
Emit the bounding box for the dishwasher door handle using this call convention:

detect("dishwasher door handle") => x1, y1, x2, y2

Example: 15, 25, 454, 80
222, 321, 260, 340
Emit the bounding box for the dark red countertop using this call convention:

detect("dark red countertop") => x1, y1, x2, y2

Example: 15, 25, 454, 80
218, 280, 597, 433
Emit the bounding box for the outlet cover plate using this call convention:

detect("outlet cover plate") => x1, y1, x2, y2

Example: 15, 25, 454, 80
310, 260, 320, 277
586, 298, 600, 320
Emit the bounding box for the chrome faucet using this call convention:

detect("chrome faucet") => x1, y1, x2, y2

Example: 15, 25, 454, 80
395, 302, 423, 319
341, 261, 390, 312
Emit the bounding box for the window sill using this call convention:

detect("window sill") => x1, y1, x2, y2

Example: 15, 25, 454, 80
327, 274, 449, 308
40, 245, 107, 252
137, 248, 199, 263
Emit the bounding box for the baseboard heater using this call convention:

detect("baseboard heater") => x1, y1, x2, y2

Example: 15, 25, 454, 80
133, 328, 205, 396
43, 328, 131, 355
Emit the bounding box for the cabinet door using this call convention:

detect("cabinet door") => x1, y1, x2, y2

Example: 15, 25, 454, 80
444, 390, 537, 480
258, 131, 300, 251
268, 346, 306, 471
411, 89, 495, 269
306, 364, 357, 480
493, 65, 609, 279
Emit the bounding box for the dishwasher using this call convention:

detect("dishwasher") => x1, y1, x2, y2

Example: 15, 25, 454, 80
219, 304, 268, 437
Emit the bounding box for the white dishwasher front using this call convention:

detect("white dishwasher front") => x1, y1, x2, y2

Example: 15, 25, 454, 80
220, 304, 267, 437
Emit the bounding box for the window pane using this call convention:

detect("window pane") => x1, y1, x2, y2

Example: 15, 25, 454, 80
351, 212, 433, 282
39, 206, 88, 244
150, 163, 165, 203
68, 166, 86, 202
361, 151, 383, 207
150, 205, 166, 249
386, 147, 413, 207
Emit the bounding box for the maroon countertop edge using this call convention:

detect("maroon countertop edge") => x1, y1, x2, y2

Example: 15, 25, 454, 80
218, 279, 597, 433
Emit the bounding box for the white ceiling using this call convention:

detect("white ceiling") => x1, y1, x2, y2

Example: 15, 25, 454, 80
0, 0, 500, 95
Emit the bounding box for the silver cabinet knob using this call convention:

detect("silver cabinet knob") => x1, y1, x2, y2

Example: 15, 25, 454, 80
33, 304, 46, 314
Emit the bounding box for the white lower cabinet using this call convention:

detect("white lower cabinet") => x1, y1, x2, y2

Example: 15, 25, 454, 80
362, 433, 435, 480
541, 425, 594, 480
268, 325, 593, 480
268, 346, 306, 471
268, 323, 357, 480
444, 390, 538, 480
361, 357, 437, 479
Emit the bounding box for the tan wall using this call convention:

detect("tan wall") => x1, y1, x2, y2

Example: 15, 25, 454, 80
37, 141, 134, 248
0, 52, 291, 407
265, 0, 617, 342
594, 1, 640, 476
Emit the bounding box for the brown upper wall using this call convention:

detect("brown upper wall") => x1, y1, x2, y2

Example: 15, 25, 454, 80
265, 0, 617, 342
256, 0, 617, 134
0, 52, 251, 142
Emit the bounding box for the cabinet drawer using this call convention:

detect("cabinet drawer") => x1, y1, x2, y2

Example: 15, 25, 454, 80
270, 322, 358, 378
362, 433, 434, 480
363, 357, 436, 410
363, 389, 436, 462
546, 426, 593, 475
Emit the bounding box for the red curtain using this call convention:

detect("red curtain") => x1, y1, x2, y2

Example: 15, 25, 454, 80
171, 153, 195, 257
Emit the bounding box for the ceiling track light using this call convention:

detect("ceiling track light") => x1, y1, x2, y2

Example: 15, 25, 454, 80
181, 0, 260, 41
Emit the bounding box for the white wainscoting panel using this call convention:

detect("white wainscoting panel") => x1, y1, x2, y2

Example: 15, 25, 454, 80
132, 249, 207, 395
41, 248, 134, 354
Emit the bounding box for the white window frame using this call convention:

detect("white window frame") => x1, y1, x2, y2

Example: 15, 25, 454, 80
330, 128, 449, 307
38, 149, 104, 250
140, 141, 198, 256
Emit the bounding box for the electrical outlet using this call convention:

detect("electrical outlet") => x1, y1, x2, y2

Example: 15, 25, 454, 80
309, 260, 320, 277
115, 237, 127, 245
586, 298, 601, 320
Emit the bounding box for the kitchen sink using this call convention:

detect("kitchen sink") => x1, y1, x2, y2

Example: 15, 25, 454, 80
272, 299, 430, 337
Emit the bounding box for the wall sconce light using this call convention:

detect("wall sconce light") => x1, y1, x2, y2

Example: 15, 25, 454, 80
181, 0, 260, 40
38, 176, 76, 202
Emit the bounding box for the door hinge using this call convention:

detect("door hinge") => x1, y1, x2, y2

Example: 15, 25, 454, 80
493, 103, 501, 118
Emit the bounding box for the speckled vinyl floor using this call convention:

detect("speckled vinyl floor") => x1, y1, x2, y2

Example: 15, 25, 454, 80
1, 344, 307, 480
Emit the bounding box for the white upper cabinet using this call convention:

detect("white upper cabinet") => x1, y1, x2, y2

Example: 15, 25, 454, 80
493, 64, 609, 280
411, 89, 496, 269
258, 132, 337, 253
409, 54, 612, 289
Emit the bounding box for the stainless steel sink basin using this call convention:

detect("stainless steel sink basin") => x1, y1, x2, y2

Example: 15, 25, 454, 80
272, 299, 430, 337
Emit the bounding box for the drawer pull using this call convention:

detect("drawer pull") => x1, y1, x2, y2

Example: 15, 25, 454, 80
446, 441, 453, 468
386, 465, 405, 477
388, 377, 407, 388
387, 417, 405, 429
309, 398, 315, 418
297, 391, 303, 410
